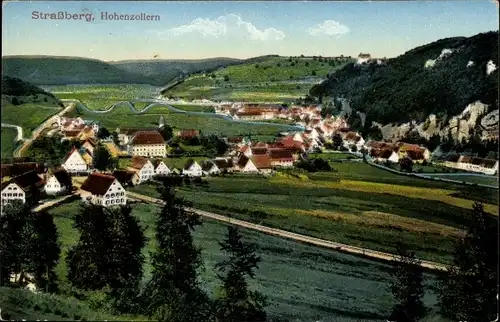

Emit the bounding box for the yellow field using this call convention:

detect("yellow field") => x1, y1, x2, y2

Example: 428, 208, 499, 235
270, 177, 498, 215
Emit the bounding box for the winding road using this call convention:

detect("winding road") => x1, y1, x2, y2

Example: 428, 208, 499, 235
60, 98, 305, 131
10, 104, 75, 158
1, 123, 23, 141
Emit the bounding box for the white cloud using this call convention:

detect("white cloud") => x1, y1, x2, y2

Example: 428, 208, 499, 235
307, 20, 350, 37
165, 14, 285, 41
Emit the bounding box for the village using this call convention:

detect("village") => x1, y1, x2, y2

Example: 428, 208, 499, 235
1, 102, 498, 210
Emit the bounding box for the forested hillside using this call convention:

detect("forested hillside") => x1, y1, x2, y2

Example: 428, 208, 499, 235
310, 31, 498, 128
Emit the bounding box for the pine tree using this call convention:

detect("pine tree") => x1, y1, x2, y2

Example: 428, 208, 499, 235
215, 226, 267, 322
67, 204, 146, 312
93, 145, 114, 171
388, 245, 427, 322
106, 205, 147, 313
145, 179, 210, 321
437, 202, 498, 321
0, 201, 60, 291
67, 204, 112, 290
27, 210, 61, 293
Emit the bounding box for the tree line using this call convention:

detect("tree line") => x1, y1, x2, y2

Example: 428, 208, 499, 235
0, 178, 497, 321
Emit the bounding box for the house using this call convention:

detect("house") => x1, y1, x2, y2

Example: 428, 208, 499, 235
112, 169, 140, 187
405, 150, 426, 164
236, 110, 263, 120
444, 155, 499, 175
370, 149, 399, 163
201, 161, 221, 176
251, 147, 268, 156
80, 172, 126, 207
183, 159, 203, 177
116, 127, 158, 146
251, 155, 273, 173
82, 138, 98, 156
236, 154, 259, 173
62, 147, 89, 174
78, 126, 96, 141
152, 159, 171, 176
212, 158, 236, 173
395, 143, 431, 161
178, 129, 200, 139
44, 168, 72, 195
130, 131, 166, 157
268, 149, 294, 167
1, 162, 46, 179
127, 156, 155, 183
357, 53, 372, 64
239, 145, 252, 157
343, 132, 365, 151
1, 170, 45, 206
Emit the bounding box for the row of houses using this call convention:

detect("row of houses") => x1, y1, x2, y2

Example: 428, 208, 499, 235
444, 155, 498, 175
365, 141, 431, 164
1, 167, 73, 207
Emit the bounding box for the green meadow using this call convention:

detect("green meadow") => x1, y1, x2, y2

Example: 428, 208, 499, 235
46, 199, 446, 321
1, 127, 18, 159
130, 162, 498, 265
1, 102, 61, 136
65, 103, 294, 137
42, 84, 162, 110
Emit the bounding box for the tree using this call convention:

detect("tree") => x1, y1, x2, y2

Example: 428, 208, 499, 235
67, 205, 112, 291
388, 245, 427, 322
106, 205, 147, 313
399, 157, 413, 172
0, 201, 60, 292
332, 134, 343, 150
215, 226, 267, 322
67, 204, 146, 312
144, 180, 210, 321
159, 124, 174, 141
311, 70, 317, 76
97, 127, 110, 139
350, 144, 358, 152
437, 202, 498, 321
224, 75, 230, 82
27, 210, 61, 293
11, 97, 19, 105
93, 145, 114, 171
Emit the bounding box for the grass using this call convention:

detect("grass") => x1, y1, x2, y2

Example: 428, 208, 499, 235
1, 102, 62, 136
422, 174, 499, 186
171, 104, 215, 113
46, 200, 445, 321
67, 104, 294, 137
42, 84, 162, 110
1, 127, 18, 159
129, 162, 498, 264
165, 56, 354, 102
0, 287, 144, 321
310, 152, 361, 160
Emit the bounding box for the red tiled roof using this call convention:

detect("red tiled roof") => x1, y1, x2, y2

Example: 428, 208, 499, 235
178, 129, 199, 138
239, 145, 250, 153
251, 155, 272, 169
251, 148, 268, 155
2, 170, 45, 192
132, 131, 165, 145
80, 172, 116, 196
50, 168, 72, 188
212, 158, 234, 169
63, 130, 82, 137
370, 148, 394, 159
269, 149, 294, 161
113, 170, 137, 185
129, 156, 150, 170
237, 154, 250, 168
227, 137, 243, 143
237, 111, 262, 116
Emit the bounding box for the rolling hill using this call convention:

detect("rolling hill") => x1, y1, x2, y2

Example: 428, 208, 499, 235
1, 55, 247, 87
162, 55, 354, 102
308, 31, 499, 145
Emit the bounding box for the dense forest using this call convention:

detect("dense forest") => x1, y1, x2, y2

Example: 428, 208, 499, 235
1, 75, 57, 98
309, 31, 498, 128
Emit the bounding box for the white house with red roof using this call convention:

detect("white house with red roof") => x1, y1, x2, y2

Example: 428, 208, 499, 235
80, 172, 126, 207
62, 147, 89, 173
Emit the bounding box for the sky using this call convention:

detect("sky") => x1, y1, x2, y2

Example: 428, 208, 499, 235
2, 1, 498, 61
